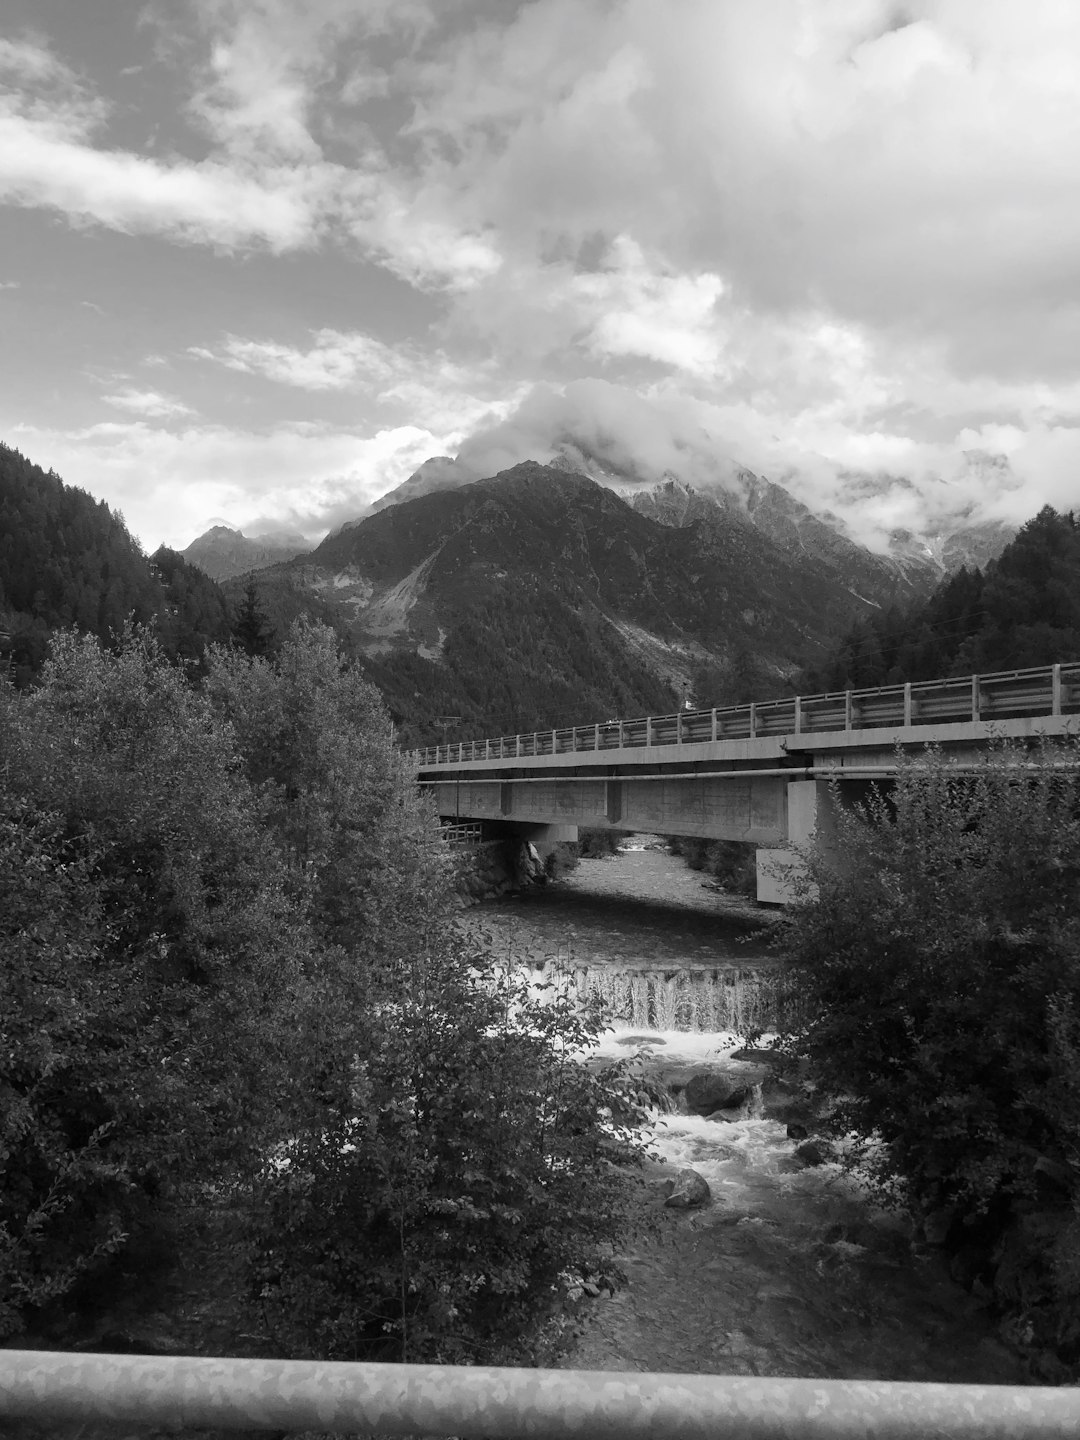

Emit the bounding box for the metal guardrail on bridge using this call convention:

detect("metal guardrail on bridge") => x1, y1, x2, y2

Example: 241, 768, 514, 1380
3, 1351, 1080, 1437
413, 662, 1080, 767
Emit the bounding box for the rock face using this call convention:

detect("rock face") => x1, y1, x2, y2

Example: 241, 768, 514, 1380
664, 1168, 711, 1209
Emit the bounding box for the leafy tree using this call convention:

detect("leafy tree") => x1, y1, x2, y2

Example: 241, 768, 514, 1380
0, 628, 315, 1336
207, 619, 443, 965
209, 622, 646, 1363
249, 933, 641, 1363
778, 743, 1080, 1367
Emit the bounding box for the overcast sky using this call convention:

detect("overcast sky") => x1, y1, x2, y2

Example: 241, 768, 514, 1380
2, 0, 1080, 551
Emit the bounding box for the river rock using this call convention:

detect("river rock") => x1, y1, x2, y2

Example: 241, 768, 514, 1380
664, 1167, 711, 1209
793, 1139, 834, 1168
685, 1072, 755, 1115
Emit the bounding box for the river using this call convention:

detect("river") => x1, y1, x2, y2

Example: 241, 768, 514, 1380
472, 839, 1029, 1383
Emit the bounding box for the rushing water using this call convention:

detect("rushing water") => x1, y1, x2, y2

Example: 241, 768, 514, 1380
472, 839, 1030, 1384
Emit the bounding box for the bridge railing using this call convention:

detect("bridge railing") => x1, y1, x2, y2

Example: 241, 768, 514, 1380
412, 662, 1080, 767
3, 1351, 1080, 1437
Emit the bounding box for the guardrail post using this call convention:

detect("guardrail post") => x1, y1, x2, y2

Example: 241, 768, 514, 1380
486, 739, 490, 760
619, 719, 625, 748
646, 716, 653, 747
793, 696, 801, 735
749, 703, 757, 739
594, 723, 599, 751
711, 708, 718, 742
515, 734, 520, 758
1053, 663, 1062, 716
903, 682, 912, 727
844, 691, 852, 731
551, 728, 557, 755
971, 674, 981, 722
676, 710, 682, 744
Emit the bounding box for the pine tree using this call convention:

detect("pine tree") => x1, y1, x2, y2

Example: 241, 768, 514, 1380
233, 581, 273, 657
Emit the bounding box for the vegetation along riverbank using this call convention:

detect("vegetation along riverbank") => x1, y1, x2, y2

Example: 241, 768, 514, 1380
1, 623, 649, 1397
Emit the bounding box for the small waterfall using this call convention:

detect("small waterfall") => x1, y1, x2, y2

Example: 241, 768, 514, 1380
536, 961, 798, 1034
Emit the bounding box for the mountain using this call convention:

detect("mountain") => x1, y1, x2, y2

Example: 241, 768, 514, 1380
236, 461, 944, 747
182, 524, 310, 580
365, 439, 1015, 591
625, 474, 928, 608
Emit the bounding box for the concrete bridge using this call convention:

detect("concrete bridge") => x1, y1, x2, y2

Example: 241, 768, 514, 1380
412, 663, 1080, 902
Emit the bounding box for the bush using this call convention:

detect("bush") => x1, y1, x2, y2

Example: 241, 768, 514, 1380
577, 827, 623, 859
777, 742, 1080, 1367
669, 836, 757, 896
248, 933, 642, 1363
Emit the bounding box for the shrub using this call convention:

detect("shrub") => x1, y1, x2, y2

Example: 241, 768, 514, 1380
248, 930, 643, 1363
778, 741, 1080, 1366
670, 836, 757, 896
577, 827, 623, 859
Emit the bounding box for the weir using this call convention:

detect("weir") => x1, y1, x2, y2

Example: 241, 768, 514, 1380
540, 961, 795, 1034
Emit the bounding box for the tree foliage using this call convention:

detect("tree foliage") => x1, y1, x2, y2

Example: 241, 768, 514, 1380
250, 942, 640, 1363
1, 620, 643, 1359
0, 629, 314, 1335
779, 743, 1080, 1366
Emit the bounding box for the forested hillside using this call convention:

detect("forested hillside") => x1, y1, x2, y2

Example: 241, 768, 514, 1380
0, 442, 277, 681
0, 443, 163, 682
802, 507, 1080, 692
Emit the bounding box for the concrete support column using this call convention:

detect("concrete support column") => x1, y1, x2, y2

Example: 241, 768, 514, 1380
756, 779, 842, 905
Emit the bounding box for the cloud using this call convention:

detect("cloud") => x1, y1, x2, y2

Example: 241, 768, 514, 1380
452, 377, 1080, 551
102, 387, 195, 418
3, 415, 451, 549
190, 328, 400, 390
191, 324, 530, 438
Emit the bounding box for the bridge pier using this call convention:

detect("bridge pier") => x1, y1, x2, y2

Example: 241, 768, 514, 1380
756, 778, 877, 903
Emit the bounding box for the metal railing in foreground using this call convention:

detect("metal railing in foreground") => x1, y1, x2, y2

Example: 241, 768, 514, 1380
2, 1352, 1079, 1437
412, 661, 1080, 767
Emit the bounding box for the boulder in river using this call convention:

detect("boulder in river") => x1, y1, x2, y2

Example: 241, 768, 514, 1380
793, 1139, 835, 1168
664, 1167, 712, 1209
684, 1072, 759, 1115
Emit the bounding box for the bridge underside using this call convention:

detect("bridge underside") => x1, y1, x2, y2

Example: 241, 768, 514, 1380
428, 773, 790, 845
426, 774, 878, 903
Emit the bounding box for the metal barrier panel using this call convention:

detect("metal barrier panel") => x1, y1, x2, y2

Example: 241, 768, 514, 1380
2, 1352, 1079, 1438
